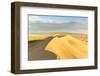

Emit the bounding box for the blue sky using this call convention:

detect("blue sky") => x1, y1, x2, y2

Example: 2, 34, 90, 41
28, 15, 88, 34
38, 16, 87, 23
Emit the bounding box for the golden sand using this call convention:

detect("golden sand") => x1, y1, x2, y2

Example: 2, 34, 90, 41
45, 35, 88, 59
28, 34, 48, 41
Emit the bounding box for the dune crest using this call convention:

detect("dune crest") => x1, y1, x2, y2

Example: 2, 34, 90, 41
45, 35, 88, 59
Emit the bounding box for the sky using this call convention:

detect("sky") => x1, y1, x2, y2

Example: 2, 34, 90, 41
28, 15, 88, 34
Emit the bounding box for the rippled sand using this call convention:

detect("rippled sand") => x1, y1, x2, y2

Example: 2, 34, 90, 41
28, 33, 88, 60
45, 35, 88, 59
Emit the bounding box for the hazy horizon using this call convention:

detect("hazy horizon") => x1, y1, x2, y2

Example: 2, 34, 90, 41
28, 15, 88, 34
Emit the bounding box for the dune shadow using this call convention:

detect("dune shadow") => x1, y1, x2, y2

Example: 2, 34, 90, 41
28, 50, 57, 60
28, 37, 57, 60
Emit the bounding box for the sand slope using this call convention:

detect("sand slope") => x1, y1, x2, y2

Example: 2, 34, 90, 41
28, 34, 48, 41
45, 35, 88, 59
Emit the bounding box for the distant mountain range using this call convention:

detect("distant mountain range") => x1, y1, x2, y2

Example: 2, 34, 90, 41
29, 21, 87, 34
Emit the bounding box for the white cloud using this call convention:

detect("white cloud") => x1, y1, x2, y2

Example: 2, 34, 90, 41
29, 16, 65, 23
29, 16, 42, 22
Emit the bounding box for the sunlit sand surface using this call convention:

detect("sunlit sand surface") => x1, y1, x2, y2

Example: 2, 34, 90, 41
28, 34, 48, 41
45, 35, 88, 59
28, 33, 88, 60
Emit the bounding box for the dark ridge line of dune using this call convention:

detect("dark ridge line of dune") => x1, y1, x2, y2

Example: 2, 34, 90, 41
28, 37, 53, 48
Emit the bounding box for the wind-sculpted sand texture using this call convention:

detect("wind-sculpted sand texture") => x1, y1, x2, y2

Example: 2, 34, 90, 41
45, 35, 88, 59
28, 33, 88, 60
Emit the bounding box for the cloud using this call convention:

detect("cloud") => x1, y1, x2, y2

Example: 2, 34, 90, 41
29, 16, 67, 23
28, 15, 88, 34
29, 16, 42, 22
29, 16, 54, 23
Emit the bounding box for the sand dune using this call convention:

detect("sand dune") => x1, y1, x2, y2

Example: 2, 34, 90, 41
28, 34, 48, 41
45, 35, 88, 59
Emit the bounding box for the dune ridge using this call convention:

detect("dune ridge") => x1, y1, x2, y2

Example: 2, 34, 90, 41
45, 35, 88, 59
